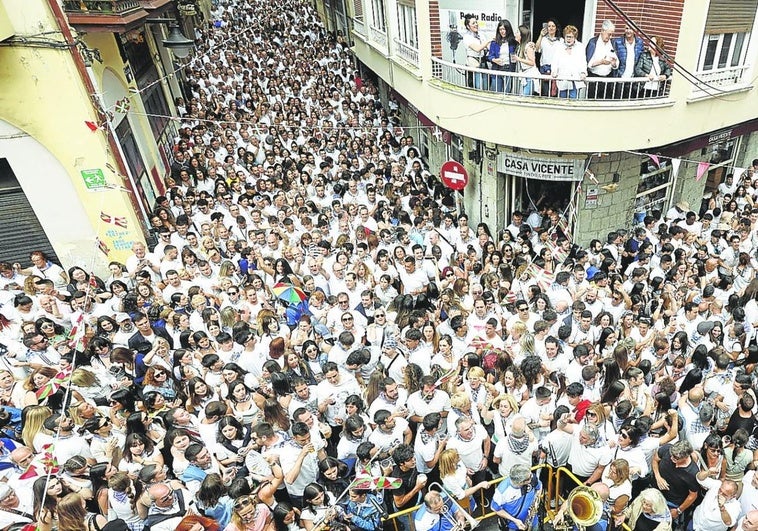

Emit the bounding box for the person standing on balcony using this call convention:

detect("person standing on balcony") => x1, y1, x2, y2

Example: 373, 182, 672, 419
536, 18, 563, 97
488, 20, 517, 93
552, 26, 587, 99
586, 20, 619, 99
462, 14, 493, 90
514, 25, 539, 96
635, 36, 672, 99
614, 26, 644, 99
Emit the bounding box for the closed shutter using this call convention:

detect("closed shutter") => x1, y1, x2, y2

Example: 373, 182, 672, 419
0, 188, 58, 266
353, 0, 363, 20
705, 0, 758, 33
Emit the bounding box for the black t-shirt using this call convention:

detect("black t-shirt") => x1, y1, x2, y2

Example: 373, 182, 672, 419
392, 464, 419, 509
656, 444, 698, 506
634, 514, 661, 531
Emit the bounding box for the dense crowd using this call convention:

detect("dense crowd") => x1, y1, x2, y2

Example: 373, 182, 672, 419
1, 1, 758, 531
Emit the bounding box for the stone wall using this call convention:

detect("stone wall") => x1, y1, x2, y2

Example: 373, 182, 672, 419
574, 153, 642, 246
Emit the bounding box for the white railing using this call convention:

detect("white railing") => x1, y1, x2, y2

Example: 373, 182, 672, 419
369, 25, 388, 48
693, 65, 750, 89
352, 18, 366, 36
431, 57, 672, 102
393, 38, 419, 66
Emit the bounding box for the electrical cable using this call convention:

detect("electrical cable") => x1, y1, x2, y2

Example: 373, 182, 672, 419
602, 0, 758, 100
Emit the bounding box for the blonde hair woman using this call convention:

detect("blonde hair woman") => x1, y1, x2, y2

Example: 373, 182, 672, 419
603, 458, 632, 522
482, 394, 519, 444
22, 405, 52, 449
582, 402, 616, 445
447, 392, 481, 433
439, 449, 489, 511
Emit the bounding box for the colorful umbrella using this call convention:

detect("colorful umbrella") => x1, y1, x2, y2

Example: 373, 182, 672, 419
271, 282, 307, 304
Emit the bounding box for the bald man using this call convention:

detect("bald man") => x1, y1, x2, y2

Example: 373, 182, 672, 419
694, 470, 740, 531
144, 482, 192, 531
739, 510, 758, 531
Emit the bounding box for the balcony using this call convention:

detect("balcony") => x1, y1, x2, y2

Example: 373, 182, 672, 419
690, 65, 753, 99
431, 57, 673, 106
393, 38, 419, 68
62, 0, 150, 33
368, 25, 388, 51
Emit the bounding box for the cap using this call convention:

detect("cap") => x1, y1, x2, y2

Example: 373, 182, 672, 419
676, 201, 690, 211
0, 483, 11, 500
115, 313, 131, 322
696, 321, 714, 336
383, 336, 397, 349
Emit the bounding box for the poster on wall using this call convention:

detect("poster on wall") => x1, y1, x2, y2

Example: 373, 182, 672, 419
438, 0, 514, 65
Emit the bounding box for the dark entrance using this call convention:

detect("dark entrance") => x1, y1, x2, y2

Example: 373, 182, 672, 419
531, 0, 586, 42
0, 159, 59, 265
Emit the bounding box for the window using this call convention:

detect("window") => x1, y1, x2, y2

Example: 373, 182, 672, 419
698, 32, 750, 71
449, 133, 464, 163
370, 0, 385, 31
419, 128, 429, 160
634, 161, 673, 219
396, 3, 417, 48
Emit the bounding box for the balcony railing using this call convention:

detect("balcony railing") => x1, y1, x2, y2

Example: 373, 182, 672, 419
352, 17, 365, 36
62, 0, 142, 14
393, 38, 419, 66
431, 57, 672, 102
368, 25, 387, 49
693, 65, 750, 89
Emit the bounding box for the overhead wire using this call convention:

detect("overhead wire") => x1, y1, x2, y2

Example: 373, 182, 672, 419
602, 0, 757, 100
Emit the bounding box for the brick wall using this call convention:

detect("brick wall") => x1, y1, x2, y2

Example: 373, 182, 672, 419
429, 0, 442, 57
594, 0, 684, 60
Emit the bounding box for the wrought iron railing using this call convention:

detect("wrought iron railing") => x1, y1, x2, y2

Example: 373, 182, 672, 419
693, 65, 751, 90
393, 38, 419, 66
62, 0, 142, 13
431, 57, 673, 102
368, 25, 388, 48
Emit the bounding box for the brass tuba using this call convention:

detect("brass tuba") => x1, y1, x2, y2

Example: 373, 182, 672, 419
565, 485, 603, 529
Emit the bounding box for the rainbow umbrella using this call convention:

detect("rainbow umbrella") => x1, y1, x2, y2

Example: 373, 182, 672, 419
271, 282, 307, 304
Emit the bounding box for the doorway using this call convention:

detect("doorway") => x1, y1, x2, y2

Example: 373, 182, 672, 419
531, 0, 587, 43
0, 159, 59, 265
500, 173, 576, 229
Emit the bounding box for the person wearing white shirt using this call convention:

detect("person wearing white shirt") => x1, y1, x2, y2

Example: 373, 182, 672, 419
693, 472, 741, 531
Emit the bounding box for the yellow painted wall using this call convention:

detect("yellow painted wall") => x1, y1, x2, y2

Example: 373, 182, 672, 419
0, 0, 146, 269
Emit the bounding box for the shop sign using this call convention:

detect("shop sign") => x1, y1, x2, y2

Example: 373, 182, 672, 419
497, 153, 583, 181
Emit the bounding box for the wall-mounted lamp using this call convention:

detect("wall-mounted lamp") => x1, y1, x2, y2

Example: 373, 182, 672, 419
612, 172, 621, 183
146, 18, 195, 58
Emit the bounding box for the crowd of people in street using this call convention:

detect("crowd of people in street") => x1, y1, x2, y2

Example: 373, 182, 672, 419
1, 1, 758, 531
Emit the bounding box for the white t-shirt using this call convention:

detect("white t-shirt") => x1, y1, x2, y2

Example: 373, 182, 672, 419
447, 424, 488, 470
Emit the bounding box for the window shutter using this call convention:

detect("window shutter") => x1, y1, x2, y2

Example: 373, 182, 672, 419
353, 0, 363, 20
705, 0, 758, 34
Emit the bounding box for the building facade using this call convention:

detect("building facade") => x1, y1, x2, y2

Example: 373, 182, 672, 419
0, 0, 200, 267
323, 0, 758, 244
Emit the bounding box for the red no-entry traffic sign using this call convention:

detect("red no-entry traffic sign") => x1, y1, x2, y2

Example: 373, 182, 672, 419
440, 160, 469, 191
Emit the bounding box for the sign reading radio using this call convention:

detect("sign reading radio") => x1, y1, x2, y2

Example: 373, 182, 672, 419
497, 153, 584, 182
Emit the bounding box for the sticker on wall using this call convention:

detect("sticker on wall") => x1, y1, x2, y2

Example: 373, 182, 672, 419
80, 168, 107, 190
100, 211, 128, 229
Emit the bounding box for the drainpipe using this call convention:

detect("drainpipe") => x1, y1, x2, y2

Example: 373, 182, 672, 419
46, 0, 151, 232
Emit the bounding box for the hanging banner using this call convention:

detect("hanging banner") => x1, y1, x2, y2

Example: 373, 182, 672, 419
497, 153, 584, 181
